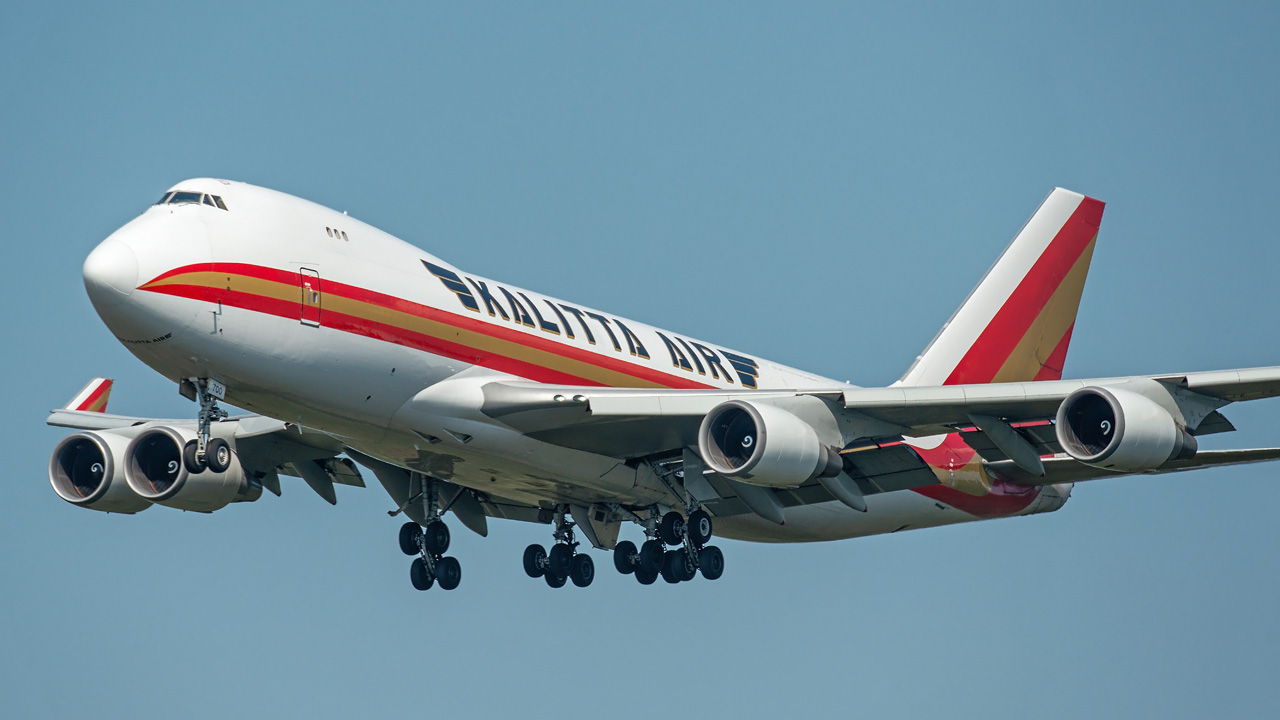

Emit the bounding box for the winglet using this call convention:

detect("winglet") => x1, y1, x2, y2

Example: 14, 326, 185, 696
899, 188, 1105, 387
64, 378, 114, 413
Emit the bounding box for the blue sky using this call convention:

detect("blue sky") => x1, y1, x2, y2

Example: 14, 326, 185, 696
4, 2, 1280, 717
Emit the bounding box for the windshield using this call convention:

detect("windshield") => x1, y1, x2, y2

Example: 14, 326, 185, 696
153, 190, 229, 210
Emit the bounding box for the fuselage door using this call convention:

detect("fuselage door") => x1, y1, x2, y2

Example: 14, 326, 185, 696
300, 268, 321, 327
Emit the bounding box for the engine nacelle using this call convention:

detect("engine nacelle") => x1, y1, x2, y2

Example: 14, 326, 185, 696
697, 400, 842, 488
49, 431, 151, 514
124, 427, 262, 512
1055, 386, 1197, 472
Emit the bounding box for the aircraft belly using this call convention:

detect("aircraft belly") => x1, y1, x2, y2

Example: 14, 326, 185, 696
349, 425, 670, 509
713, 491, 979, 543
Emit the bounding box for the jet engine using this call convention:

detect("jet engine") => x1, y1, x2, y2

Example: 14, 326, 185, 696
124, 427, 262, 512
49, 431, 151, 514
697, 400, 842, 488
1055, 386, 1197, 472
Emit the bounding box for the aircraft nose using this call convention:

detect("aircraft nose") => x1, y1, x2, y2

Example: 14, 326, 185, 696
83, 239, 139, 308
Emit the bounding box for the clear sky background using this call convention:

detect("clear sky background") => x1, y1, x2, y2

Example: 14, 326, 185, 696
4, 2, 1280, 717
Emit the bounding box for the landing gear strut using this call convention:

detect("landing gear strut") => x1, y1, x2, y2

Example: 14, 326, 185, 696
182, 378, 229, 474
523, 506, 594, 588
398, 474, 463, 592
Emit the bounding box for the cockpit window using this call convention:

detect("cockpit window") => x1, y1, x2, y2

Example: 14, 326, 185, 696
154, 190, 229, 210
168, 191, 203, 205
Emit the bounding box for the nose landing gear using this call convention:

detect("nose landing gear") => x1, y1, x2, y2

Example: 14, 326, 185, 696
180, 378, 230, 474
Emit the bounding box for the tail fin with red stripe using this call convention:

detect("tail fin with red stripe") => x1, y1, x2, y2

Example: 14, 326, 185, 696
63, 378, 114, 413
898, 188, 1105, 387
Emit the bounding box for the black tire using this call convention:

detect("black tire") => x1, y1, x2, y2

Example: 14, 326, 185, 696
699, 545, 724, 580
548, 544, 573, 577
635, 567, 658, 585
410, 557, 434, 591
182, 440, 206, 474
205, 438, 232, 473
687, 509, 713, 547
436, 556, 461, 590
661, 548, 685, 584
399, 522, 423, 556
658, 511, 686, 546
523, 544, 547, 578
569, 553, 595, 588
639, 539, 665, 575
545, 571, 567, 588
613, 540, 637, 575
423, 521, 450, 555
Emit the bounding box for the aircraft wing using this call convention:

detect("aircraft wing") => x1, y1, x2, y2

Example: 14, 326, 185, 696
477, 366, 1280, 518
480, 366, 1280, 453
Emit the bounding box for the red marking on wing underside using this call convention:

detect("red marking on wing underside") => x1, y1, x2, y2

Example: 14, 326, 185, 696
906, 433, 1041, 517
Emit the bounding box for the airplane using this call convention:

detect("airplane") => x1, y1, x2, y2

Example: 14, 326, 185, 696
48, 178, 1280, 591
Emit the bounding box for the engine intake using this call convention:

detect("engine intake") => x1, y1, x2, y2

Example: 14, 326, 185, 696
124, 427, 261, 512
1056, 386, 1197, 472
49, 431, 151, 513
698, 400, 842, 488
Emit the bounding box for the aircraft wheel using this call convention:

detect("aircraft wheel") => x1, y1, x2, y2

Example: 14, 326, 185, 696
613, 540, 637, 575
182, 440, 206, 474
523, 544, 547, 578
674, 547, 696, 581
423, 521, 450, 555
698, 545, 725, 580
661, 548, 685, 584
548, 544, 573, 577
635, 567, 658, 585
205, 438, 232, 473
545, 571, 567, 588
569, 553, 595, 587
436, 556, 462, 590
410, 557, 434, 591
399, 522, 423, 556
687, 509, 713, 547
658, 511, 686, 546
639, 539, 665, 575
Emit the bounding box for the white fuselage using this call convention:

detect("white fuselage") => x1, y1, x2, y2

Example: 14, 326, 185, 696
83, 179, 1068, 542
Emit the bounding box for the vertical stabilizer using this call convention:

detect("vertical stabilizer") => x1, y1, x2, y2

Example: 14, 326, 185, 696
898, 189, 1104, 387
64, 378, 113, 413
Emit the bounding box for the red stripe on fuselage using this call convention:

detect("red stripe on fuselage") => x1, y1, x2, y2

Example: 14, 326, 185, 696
141, 263, 714, 389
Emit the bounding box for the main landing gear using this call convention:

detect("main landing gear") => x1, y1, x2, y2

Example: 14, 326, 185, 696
613, 508, 723, 585
523, 506, 594, 589
397, 475, 463, 592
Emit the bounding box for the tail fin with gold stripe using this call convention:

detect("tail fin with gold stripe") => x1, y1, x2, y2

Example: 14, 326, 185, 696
63, 378, 114, 413
898, 188, 1105, 387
